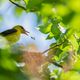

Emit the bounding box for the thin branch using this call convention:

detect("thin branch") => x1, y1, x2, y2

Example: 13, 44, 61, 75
9, 0, 26, 10
42, 41, 64, 54
52, 61, 63, 68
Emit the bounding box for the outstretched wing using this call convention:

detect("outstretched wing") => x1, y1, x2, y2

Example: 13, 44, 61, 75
0, 29, 17, 36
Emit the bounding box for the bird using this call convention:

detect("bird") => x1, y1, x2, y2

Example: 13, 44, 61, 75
0, 25, 30, 44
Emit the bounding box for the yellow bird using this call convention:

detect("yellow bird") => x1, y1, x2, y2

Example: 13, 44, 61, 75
0, 25, 30, 44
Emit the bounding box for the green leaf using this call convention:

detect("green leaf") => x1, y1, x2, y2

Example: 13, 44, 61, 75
62, 11, 75, 25
70, 14, 80, 32
46, 32, 54, 39
39, 23, 52, 34
24, 0, 29, 5
1, 59, 16, 71
60, 71, 80, 80
56, 4, 70, 17
68, 35, 79, 52
40, 4, 54, 16
27, 0, 43, 11
51, 23, 61, 40
73, 55, 80, 70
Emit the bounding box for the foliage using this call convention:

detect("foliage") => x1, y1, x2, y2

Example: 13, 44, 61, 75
21, 0, 80, 80
0, 36, 29, 80
0, 0, 80, 80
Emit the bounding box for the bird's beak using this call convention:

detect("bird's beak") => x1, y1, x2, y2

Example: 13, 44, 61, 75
24, 30, 29, 36
23, 30, 35, 40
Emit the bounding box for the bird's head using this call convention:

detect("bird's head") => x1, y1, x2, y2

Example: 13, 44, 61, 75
13, 25, 29, 35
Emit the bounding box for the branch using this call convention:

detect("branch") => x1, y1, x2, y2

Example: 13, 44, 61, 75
9, 0, 26, 10
52, 61, 63, 68
42, 41, 64, 54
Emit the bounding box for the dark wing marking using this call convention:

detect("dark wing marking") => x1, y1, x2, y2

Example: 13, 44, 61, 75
0, 29, 17, 36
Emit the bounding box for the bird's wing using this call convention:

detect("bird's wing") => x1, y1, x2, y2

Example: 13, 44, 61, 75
0, 29, 17, 36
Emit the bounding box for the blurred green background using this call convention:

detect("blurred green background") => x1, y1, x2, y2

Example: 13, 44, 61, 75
0, 0, 80, 80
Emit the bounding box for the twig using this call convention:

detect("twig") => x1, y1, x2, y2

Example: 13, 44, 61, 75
9, 0, 26, 10
52, 61, 63, 68
42, 42, 64, 54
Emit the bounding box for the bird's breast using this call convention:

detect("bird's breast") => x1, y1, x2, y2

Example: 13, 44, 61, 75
5, 32, 20, 44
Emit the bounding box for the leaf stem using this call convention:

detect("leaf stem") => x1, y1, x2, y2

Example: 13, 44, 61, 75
43, 41, 64, 54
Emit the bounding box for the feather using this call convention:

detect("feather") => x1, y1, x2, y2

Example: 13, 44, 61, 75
0, 29, 17, 36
